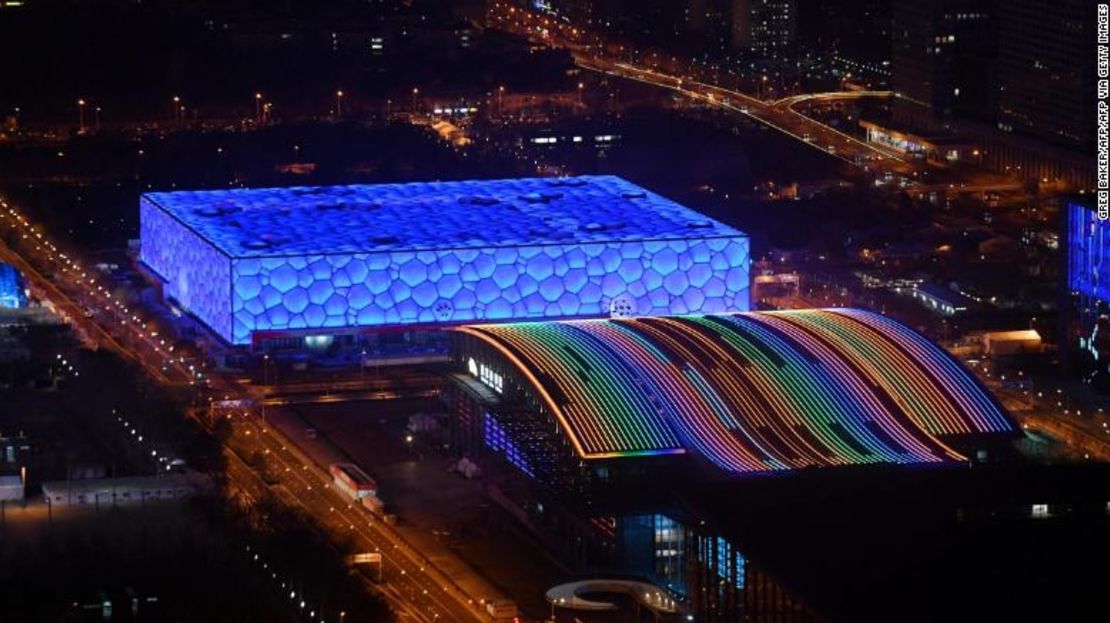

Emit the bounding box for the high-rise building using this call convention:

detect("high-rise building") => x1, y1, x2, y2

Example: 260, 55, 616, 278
890, 0, 994, 131
686, 0, 732, 55
887, 0, 1094, 189
529, 0, 795, 56
730, 0, 796, 52
1063, 200, 1110, 387
996, 0, 1093, 152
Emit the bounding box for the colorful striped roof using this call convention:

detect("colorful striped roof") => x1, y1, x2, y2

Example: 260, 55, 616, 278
457, 309, 1015, 474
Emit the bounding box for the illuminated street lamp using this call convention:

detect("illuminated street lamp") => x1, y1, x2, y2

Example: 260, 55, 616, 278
261, 354, 270, 426
335, 90, 344, 117
76, 98, 86, 132
497, 85, 505, 114
411, 87, 420, 112
255, 92, 263, 121
172, 95, 180, 124
577, 82, 584, 106
94, 106, 101, 131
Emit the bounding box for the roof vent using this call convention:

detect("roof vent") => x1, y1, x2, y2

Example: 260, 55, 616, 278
547, 178, 587, 187
519, 192, 548, 203
621, 190, 647, 199
519, 191, 562, 203
459, 195, 500, 206
372, 235, 400, 245
195, 203, 242, 217
687, 221, 714, 229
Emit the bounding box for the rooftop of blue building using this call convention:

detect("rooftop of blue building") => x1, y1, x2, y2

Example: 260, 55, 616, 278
140, 175, 748, 258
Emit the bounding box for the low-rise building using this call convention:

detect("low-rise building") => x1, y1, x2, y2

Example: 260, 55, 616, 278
41, 474, 200, 507
911, 283, 974, 316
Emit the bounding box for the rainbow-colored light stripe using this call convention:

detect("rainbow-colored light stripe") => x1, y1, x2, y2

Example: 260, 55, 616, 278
456, 309, 1014, 474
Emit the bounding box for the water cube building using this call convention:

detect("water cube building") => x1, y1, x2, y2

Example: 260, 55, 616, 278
139, 176, 750, 349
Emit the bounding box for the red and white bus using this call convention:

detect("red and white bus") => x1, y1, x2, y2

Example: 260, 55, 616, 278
329, 463, 378, 500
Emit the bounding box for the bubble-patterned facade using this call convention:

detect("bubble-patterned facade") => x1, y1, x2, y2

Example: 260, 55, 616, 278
139, 176, 750, 345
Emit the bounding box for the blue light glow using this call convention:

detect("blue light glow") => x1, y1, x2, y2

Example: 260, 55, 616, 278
1069, 201, 1110, 303
139, 176, 750, 345
0, 263, 28, 309
483, 411, 535, 477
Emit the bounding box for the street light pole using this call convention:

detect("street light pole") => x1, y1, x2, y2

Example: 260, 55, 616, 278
76, 98, 86, 133
335, 90, 344, 117
411, 87, 419, 113
255, 93, 262, 122
261, 354, 269, 428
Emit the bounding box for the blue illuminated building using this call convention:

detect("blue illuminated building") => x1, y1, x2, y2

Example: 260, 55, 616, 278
0, 262, 27, 309
139, 176, 750, 346
1068, 200, 1110, 303
1066, 200, 1110, 384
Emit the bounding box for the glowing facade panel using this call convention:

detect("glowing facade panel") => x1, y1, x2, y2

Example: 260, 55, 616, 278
139, 197, 233, 339
1068, 201, 1110, 303
139, 176, 750, 345
456, 309, 1015, 474
0, 262, 27, 309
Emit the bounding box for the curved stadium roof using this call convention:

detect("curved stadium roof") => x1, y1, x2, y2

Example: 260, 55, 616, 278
457, 309, 1015, 475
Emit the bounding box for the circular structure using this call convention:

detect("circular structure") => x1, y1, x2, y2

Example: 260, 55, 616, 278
545, 579, 681, 615
608, 294, 635, 318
